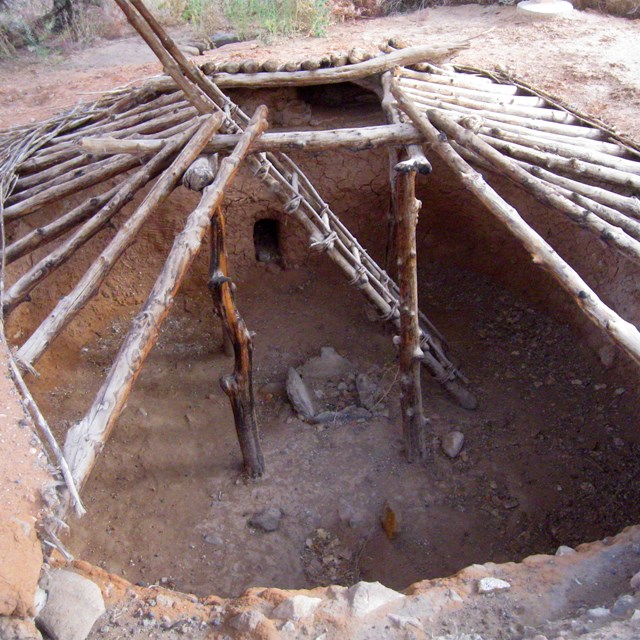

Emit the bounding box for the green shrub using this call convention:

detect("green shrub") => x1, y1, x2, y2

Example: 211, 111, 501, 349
222, 0, 331, 40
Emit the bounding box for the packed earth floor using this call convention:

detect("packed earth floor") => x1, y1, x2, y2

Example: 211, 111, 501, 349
26, 258, 639, 598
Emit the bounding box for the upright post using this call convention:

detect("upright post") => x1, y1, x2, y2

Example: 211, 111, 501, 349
395, 164, 427, 462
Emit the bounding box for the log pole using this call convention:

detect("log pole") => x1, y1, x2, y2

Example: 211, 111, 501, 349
391, 82, 640, 367
63, 106, 268, 494
395, 166, 427, 462
15, 116, 221, 369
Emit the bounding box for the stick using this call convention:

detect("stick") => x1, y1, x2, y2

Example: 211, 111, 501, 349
3, 154, 143, 220
395, 166, 427, 462
426, 109, 640, 266
4, 124, 202, 317
3, 186, 119, 265
392, 82, 640, 366
207, 43, 470, 89
15, 116, 222, 368
63, 107, 266, 491
0, 185, 84, 516
79, 122, 425, 156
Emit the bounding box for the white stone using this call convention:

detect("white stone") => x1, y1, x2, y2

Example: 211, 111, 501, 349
347, 581, 404, 617
448, 588, 463, 603
228, 610, 266, 632
36, 570, 105, 640
587, 607, 610, 618
630, 570, 640, 591
272, 595, 322, 621
630, 609, 640, 621
387, 613, 422, 629
555, 545, 576, 557
441, 431, 465, 458
477, 577, 511, 594
281, 620, 296, 632
286, 367, 316, 419
299, 346, 354, 381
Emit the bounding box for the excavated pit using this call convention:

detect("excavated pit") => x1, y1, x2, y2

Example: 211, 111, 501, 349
5, 86, 640, 600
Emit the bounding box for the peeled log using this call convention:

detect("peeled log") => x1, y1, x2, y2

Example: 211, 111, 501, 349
392, 82, 640, 367
63, 107, 267, 492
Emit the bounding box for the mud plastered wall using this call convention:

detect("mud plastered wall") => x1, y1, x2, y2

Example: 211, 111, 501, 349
414, 159, 640, 381
5, 91, 639, 389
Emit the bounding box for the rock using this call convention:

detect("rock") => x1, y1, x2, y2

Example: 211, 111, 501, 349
387, 613, 421, 629
631, 609, 640, 621
210, 31, 240, 47
0, 616, 43, 640
203, 533, 223, 546
272, 595, 322, 621
299, 347, 354, 382
631, 570, 640, 591
228, 610, 266, 632
441, 431, 465, 458
356, 373, 378, 410
447, 588, 463, 603
249, 507, 283, 532
36, 570, 105, 640
477, 577, 511, 594
180, 44, 201, 56
611, 594, 636, 618
586, 607, 610, 618
598, 343, 616, 368
555, 545, 576, 557
286, 367, 316, 419
347, 581, 404, 617
281, 620, 296, 632
312, 406, 371, 425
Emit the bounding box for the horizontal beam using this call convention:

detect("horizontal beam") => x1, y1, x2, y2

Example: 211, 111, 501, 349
79, 122, 424, 155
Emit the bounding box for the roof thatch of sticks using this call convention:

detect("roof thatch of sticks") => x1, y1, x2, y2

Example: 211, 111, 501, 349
1, 0, 639, 532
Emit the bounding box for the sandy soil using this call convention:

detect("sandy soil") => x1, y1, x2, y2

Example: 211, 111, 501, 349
1, 5, 639, 139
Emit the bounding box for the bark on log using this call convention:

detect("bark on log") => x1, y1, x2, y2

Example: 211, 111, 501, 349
4, 154, 143, 220
400, 88, 613, 151
209, 209, 265, 477
15, 116, 222, 369
392, 83, 640, 367
395, 167, 427, 462
208, 43, 470, 89
4, 125, 199, 316
521, 163, 640, 220
399, 68, 528, 96
80, 122, 424, 156
62, 107, 267, 492
398, 84, 613, 142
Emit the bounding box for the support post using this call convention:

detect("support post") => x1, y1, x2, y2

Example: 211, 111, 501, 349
395, 166, 427, 462
209, 209, 264, 478
62, 106, 268, 496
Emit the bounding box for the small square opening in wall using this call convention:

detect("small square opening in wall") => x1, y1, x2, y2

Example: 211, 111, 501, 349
253, 218, 281, 264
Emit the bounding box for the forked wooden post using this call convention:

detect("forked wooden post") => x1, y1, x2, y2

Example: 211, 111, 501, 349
209, 208, 264, 478
395, 165, 427, 462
